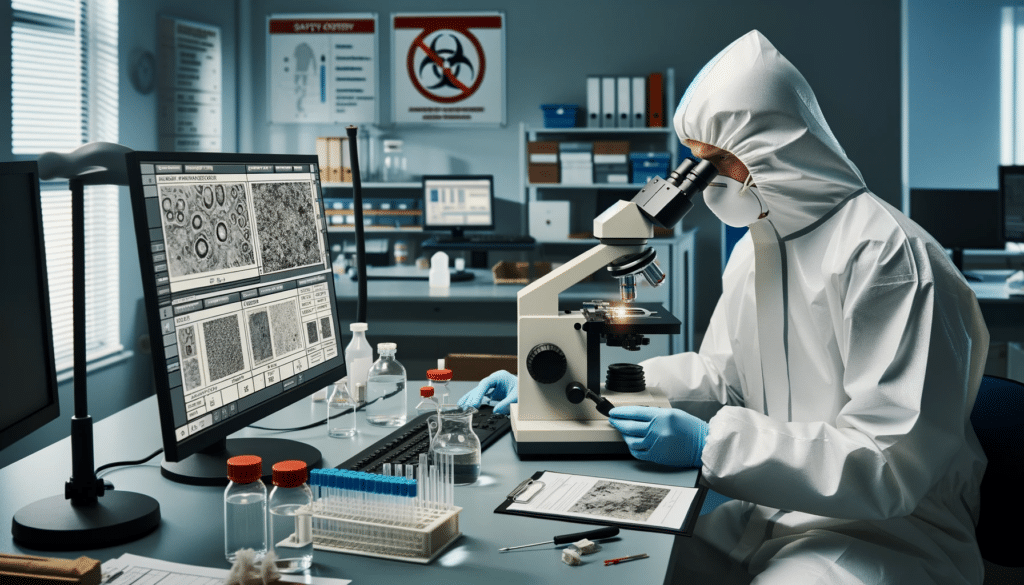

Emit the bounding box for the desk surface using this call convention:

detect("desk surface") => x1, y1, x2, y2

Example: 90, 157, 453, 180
966, 270, 1024, 343
0, 383, 698, 584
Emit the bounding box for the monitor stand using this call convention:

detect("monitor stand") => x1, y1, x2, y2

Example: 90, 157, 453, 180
161, 437, 322, 486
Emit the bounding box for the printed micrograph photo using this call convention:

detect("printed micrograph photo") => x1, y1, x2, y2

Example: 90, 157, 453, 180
160, 183, 256, 278
567, 480, 669, 523
250, 181, 322, 274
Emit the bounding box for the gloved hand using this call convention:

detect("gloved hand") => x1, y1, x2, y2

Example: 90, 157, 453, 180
456, 370, 518, 415
608, 405, 708, 468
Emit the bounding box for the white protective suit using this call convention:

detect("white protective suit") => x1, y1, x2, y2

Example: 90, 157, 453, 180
645, 31, 990, 584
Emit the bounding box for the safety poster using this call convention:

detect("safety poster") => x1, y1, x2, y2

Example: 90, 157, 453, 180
391, 12, 506, 125
266, 13, 379, 124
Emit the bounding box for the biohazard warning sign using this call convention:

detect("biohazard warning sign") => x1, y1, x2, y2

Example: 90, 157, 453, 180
392, 13, 505, 125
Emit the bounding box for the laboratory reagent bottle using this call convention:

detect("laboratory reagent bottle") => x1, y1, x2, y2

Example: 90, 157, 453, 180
365, 342, 408, 427
426, 361, 454, 409
415, 385, 440, 417
268, 460, 314, 573
327, 377, 357, 438
224, 455, 267, 563
345, 323, 372, 404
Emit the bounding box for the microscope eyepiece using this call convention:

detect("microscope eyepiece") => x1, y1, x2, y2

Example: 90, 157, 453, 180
631, 158, 718, 229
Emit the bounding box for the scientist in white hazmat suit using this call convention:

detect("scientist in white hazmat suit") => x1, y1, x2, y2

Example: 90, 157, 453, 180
461, 30, 989, 584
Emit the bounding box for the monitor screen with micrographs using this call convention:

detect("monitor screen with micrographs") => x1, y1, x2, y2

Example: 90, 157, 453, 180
126, 152, 345, 463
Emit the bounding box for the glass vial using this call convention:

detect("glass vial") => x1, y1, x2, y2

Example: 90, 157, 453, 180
327, 377, 357, 438
415, 385, 440, 417
224, 455, 267, 563
345, 322, 372, 404
365, 342, 407, 427
268, 460, 314, 573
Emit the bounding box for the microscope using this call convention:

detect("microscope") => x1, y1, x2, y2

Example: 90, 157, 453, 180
511, 158, 717, 457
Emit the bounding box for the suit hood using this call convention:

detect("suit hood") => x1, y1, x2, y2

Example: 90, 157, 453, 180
674, 30, 866, 238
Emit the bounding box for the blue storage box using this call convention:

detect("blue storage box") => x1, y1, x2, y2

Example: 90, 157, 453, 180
630, 152, 671, 184
541, 104, 579, 128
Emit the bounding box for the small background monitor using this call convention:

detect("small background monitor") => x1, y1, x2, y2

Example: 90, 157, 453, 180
422, 175, 495, 239
0, 161, 60, 453
1000, 166, 1024, 242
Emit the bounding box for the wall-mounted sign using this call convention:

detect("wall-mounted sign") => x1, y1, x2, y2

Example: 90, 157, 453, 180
158, 17, 222, 152
267, 13, 379, 124
392, 12, 505, 125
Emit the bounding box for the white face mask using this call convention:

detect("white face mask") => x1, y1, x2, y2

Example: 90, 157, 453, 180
702, 174, 768, 228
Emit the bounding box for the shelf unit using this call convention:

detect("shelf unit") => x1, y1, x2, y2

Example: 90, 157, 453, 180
321, 181, 423, 233
519, 70, 678, 244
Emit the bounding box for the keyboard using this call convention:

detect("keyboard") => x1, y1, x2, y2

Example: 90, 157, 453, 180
335, 405, 511, 474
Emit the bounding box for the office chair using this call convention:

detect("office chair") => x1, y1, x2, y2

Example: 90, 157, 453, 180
971, 375, 1024, 584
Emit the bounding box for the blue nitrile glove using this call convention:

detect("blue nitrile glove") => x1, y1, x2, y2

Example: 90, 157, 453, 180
457, 370, 518, 415
608, 405, 708, 468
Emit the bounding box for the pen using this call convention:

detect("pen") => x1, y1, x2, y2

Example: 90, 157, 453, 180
100, 569, 124, 584
499, 526, 619, 551
604, 553, 649, 566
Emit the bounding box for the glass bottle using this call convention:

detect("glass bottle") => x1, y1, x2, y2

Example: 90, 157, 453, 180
415, 385, 440, 417
327, 377, 357, 438
345, 322, 372, 404
365, 343, 407, 427
224, 455, 267, 563
268, 460, 314, 573
426, 363, 453, 409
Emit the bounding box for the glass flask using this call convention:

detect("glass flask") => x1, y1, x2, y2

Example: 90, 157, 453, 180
327, 377, 357, 438
428, 406, 482, 485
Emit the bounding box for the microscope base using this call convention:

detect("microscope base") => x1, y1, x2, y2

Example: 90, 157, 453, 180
508, 403, 643, 458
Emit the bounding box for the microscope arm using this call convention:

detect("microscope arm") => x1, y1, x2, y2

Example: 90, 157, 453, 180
517, 242, 645, 317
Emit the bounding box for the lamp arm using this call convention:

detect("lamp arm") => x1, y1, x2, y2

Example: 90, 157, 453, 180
38, 142, 134, 185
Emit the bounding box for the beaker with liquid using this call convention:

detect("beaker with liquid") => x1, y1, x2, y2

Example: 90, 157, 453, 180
428, 406, 481, 485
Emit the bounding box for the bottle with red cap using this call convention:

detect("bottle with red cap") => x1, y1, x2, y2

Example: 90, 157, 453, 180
415, 385, 440, 417
224, 455, 267, 563
268, 460, 313, 572
426, 359, 454, 410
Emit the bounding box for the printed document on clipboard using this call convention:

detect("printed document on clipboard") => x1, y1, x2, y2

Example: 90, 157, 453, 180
494, 470, 707, 536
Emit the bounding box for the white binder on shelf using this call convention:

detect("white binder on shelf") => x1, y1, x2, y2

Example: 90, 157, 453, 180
587, 76, 601, 128
631, 76, 646, 128
601, 77, 615, 128
616, 77, 631, 128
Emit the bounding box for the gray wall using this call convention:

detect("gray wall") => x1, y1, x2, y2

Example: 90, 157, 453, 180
3, 0, 903, 466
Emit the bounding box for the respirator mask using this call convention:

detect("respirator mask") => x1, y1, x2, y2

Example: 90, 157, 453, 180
702, 174, 768, 228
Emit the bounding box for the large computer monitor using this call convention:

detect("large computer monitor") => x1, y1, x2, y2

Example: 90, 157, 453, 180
126, 152, 346, 485
421, 174, 495, 240
909, 188, 1004, 273
1000, 166, 1024, 242
0, 161, 60, 454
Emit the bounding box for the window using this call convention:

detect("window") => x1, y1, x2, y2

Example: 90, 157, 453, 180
11, 0, 121, 372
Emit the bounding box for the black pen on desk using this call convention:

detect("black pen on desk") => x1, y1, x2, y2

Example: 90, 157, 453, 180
101, 569, 124, 584
498, 526, 619, 551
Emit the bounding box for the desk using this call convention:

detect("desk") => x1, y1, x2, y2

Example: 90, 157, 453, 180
967, 269, 1024, 344
0, 383, 698, 584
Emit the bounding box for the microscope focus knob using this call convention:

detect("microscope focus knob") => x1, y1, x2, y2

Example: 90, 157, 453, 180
527, 344, 567, 384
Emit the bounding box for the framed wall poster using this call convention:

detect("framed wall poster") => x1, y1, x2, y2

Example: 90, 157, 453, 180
391, 12, 506, 125
267, 13, 379, 124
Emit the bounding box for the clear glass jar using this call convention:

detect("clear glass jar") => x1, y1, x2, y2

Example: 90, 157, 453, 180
327, 377, 357, 438
365, 343, 407, 427
268, 460, 314, 573
429, 406, 482, 485
426, 365, 453, 408
224, 455, 267, 563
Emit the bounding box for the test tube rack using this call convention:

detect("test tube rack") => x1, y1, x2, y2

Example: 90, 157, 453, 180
307, 464, 461, 563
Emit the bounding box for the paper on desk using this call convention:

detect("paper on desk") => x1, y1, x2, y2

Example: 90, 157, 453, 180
101, 553, 351, 585
506, 471, 699, 530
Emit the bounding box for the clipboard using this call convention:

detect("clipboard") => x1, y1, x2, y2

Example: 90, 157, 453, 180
494, 470, 708, 537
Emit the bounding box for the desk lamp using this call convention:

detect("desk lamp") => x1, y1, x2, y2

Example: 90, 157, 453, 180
12, 142, 161, 550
